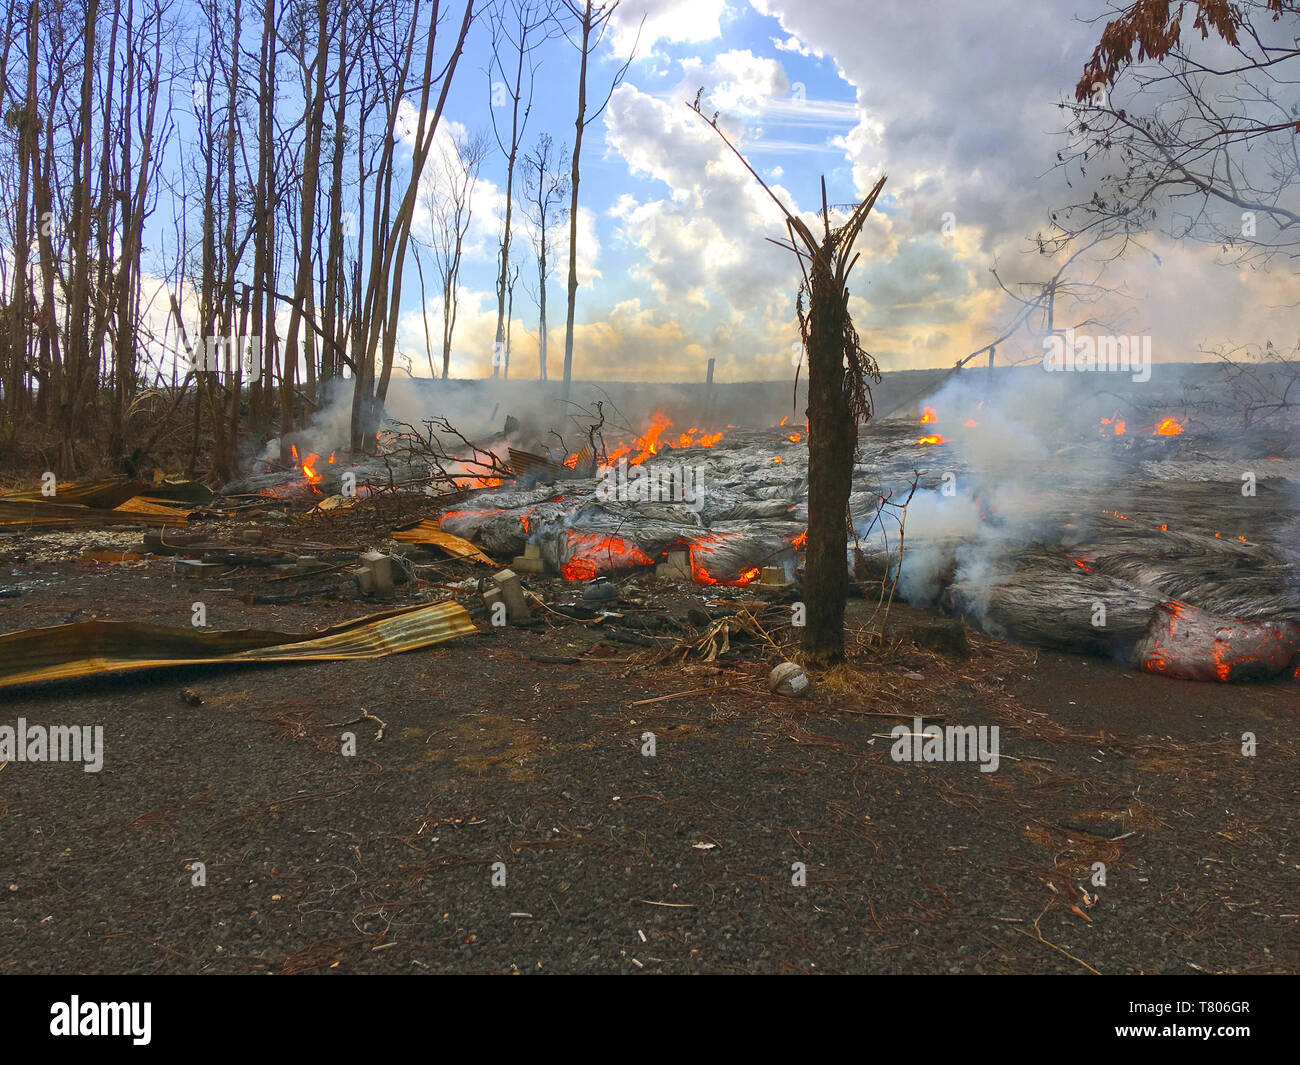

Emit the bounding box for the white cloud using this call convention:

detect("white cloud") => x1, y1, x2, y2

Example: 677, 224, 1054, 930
608, 0, 730, 57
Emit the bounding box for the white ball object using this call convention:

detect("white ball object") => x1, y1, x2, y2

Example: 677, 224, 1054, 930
769, 661, 810, 697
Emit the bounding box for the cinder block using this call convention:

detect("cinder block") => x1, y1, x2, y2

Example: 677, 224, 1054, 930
760, 565, 793, 589
655, 550, 692, 581
481, 584, 504, 622
355, 566, 375, 596
359, 550, 394, 596
493, 568, 530, 620
511, 555, 546, 574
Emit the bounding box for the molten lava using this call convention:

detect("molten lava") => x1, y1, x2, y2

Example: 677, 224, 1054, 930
560, 532, 654, 580
687, 532, 763, 586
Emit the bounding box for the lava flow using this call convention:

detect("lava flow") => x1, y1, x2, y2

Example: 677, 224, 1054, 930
688, 532, 763, 586
560, 532, 654, 580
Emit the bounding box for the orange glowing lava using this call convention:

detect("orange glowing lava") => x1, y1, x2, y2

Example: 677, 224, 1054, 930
917, 435, 948, 445
1154, 417, 1185, 436
559, 532, 654, 580
688, 533, 763, 586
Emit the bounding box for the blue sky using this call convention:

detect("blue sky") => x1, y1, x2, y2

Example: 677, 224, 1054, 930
147, 0, 1296, 382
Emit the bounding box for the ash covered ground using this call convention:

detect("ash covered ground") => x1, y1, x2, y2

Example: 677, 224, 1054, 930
1, 370, 1297, 974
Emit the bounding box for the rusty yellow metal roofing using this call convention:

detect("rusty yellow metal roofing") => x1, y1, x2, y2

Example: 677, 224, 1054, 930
0, 601, 476, 689
390, 521, 494, 564
0, 478, 193, 529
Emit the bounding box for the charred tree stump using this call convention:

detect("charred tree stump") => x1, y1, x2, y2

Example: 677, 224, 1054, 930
803, 244, 855, 664
690, 99, 885, 665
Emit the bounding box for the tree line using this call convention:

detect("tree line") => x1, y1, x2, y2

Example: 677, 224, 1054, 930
0, 0, 634, 478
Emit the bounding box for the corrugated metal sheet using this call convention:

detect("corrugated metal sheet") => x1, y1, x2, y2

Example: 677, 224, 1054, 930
0, 601, 476, 688
390, 521, 494, 564
0, 479, 192, 529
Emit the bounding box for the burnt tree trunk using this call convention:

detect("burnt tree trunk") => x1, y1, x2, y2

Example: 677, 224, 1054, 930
689, 102, 884, 668
803, 245, 853, 666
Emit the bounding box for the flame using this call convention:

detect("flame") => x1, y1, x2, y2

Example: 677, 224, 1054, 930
598, 414, 726, 473
964, 419, 978, 428
284, 444, 323, 492
789, 531, 807, 550
788, 432, 802, 442
1154, 417, 1184, 436
1100, 412, 1126, 435
920, 406, 937, 424
560, 532, 654, 580
917, 435, 948, 445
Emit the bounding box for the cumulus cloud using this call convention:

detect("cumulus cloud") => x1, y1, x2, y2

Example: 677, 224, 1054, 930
608, 0, 730, 57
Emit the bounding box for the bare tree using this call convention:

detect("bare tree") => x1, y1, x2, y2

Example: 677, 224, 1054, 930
350, 0, 474, 452
487, 0, 557, 378
1055, 1, 1300, 420
1057, 0, 1300, 265
422, 128, 489, 379
558, 0, 638, 396
520, 131, 568, 380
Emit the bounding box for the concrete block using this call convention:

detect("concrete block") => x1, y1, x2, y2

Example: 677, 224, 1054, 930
493, 568, 530, 620
359, 550, 394, 596
355, 566, 375, 596
655, 550, 693, 581
759, 565, 793, 589
481, 585, 504, 623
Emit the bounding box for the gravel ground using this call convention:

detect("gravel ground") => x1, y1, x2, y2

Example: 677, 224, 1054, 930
1, 543, 1296, 974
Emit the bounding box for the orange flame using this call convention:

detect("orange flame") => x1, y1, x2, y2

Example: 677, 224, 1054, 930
598, 414, 726, 472
1154, 417, 1184, 436
1100, 412, 1126, 435
920, 406, 937, 424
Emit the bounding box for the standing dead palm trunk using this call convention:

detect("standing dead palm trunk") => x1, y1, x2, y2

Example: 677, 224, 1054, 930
690, 101, 886, 665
